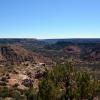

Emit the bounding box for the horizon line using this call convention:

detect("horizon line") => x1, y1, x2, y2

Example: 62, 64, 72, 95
0, 38, 100, 40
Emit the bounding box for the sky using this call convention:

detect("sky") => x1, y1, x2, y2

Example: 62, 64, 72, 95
0, 0, 100, 39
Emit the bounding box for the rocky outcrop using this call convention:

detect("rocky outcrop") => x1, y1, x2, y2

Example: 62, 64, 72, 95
83, 47, 100, 61
63, 46, 81, 54
0, 45, 50, 65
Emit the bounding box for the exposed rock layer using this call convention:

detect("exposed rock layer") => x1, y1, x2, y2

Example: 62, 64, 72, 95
0, 45, 50, 65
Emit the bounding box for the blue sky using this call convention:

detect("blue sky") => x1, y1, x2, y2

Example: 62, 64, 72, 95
0, 0, 100, 39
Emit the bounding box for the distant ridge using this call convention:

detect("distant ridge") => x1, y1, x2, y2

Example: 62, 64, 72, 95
43, 38, 100, 44
0, 38, 100, 45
